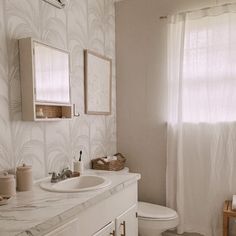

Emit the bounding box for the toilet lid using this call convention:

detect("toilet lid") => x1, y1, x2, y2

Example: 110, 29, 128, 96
138, 202, 178, 220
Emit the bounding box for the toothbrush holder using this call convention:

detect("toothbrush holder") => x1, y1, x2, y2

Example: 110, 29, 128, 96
73, 161, 84, 174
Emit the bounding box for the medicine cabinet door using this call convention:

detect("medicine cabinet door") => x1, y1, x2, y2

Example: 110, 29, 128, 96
34, 42, 70, 104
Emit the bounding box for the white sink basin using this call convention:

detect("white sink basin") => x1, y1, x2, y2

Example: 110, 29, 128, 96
40, 175, 111, 193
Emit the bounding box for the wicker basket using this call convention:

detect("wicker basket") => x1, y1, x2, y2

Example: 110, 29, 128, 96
91, 153, 126, 171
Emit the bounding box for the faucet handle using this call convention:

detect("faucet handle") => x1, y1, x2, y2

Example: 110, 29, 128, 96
49, 172, 56, 176
60, 167, 69, 174
60, 169, 72, 180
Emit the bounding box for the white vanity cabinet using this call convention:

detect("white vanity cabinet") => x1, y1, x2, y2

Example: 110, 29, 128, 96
116, 205, 138, 236
19, 37, 73, 121
45, 219, 116, 236
94, 204, 138, 236
45, 218, 80, 236
93, 222, 115, 236
44, 182, 138, 236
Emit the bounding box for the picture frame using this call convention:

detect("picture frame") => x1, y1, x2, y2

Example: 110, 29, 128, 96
84, 49, 112, 115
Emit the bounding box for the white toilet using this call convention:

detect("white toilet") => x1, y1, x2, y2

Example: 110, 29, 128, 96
117, 168, 179, 236
138, 201, 179, 236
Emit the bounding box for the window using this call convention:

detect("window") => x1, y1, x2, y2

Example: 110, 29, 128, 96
182, 13, 236, 122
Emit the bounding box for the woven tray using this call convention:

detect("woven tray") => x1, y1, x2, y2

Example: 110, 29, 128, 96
91, 153, 126, 171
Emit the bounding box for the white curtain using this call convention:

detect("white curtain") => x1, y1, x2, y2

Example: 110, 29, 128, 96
167, 4, 236, 236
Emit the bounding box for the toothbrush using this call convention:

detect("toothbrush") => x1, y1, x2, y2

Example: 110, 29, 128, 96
79, 150, 82, 162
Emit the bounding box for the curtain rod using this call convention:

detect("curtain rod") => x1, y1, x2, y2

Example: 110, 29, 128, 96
159, 2, 235, 19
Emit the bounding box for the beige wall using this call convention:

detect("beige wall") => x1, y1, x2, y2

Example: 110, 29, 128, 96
115, 0, 235, 205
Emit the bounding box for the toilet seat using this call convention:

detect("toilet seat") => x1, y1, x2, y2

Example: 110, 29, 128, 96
138, 202, 178, 221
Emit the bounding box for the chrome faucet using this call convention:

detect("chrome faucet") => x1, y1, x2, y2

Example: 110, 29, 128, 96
49, 168, 73, 183
49, 172, 60, 183
60, 168, 72, 180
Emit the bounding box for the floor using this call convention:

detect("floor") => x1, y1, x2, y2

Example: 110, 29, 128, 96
163, 219, 236, 236
163, 230, 203, 236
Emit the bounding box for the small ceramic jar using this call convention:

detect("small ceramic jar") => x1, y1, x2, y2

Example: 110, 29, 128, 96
0, 172, 16, 197
16, 164, 33, 191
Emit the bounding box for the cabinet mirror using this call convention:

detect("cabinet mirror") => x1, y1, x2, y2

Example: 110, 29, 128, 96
34, 42, 70, 104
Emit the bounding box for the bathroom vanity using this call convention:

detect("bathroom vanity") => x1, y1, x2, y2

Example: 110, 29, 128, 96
0, 171, 140, 236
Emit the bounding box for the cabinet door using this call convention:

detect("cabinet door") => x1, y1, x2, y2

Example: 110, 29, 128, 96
34, 41, 70, 104
93, 221, 115, 236
115, 204, 138, 236
45, 218, 80, 236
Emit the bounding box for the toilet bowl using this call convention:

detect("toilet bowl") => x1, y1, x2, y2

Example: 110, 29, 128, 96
112, 168, 179, 236
138, 202, 179, 236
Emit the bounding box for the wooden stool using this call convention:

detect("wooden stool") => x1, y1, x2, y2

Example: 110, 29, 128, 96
223, 200, 236, 236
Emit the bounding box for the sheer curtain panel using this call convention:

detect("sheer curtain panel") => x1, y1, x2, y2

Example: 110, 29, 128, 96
167, 4, 236, 236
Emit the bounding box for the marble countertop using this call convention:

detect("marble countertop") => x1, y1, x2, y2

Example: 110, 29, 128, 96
0, 170, 140, 236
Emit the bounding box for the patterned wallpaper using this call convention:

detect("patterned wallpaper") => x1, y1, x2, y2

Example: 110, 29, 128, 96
0, 0, 116, 179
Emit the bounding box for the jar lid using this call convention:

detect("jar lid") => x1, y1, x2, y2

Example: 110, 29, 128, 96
17, 163, 32, 171
0, 172, 14, 180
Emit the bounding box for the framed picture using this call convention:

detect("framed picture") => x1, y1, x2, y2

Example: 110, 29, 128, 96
84, 49, 112, 115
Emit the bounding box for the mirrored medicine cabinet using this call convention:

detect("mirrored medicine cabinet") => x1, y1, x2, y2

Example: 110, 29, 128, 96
19, 38, 72, 121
